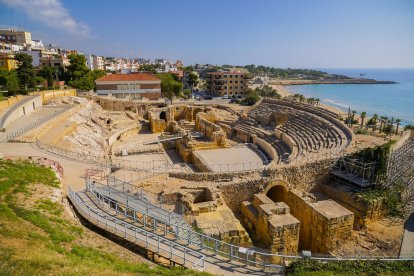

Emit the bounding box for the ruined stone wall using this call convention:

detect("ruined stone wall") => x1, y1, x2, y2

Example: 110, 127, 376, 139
241, 194, 300, 254
253, 136, 277, 161
267, 159, 332, 192
279, 188, 353, 253
168, 169, 262, 182
91, 97, 153, 116
191, 151, 210, 172
108, 125, 141, 146
218, 177, 267, 215
321, 183, 387, 229
175, 140, 193, 163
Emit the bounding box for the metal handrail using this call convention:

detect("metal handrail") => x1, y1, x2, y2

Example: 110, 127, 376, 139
68, 186, 206, 271
86, 181, 290, 267
85, 180, 414, 268
92, 178, 189, 225
2, 107, 70, 142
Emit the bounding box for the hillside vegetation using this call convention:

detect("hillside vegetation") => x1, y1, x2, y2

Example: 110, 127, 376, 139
0, 159, 208, 275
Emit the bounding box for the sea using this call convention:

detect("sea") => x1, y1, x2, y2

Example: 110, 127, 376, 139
286, 68, 414, 125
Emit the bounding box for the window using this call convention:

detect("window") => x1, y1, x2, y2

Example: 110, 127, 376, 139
117, 84, 123, 90
223, 86, 227, 89
235, 80, 238, 83
241, 75, 244, 78
229, 75, 233, 78
240, 80, 243, 83
229, 81, 233, 83
223, 75, 227, 78
234, 86, 238, 89
230, 86, 232, 89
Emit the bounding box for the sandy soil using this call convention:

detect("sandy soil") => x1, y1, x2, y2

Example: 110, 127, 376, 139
334, 218, 404, 257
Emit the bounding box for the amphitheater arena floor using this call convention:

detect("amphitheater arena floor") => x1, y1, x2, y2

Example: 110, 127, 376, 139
193, 144, 265, 172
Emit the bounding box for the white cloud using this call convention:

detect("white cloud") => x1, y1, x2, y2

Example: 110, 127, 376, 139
1, 0, 90, 36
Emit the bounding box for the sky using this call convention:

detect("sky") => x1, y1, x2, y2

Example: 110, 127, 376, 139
0, 0, 413, 68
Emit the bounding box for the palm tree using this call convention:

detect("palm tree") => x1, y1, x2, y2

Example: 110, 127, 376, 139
379, 116, 388, 133
360, 112, 367, 128
372, 114, 378, 131
351, 110, 357, 124
395, 119, 401, 135
314, 98, 320, 106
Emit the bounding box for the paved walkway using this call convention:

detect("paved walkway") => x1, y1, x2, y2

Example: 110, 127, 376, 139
400, 212, 414, 258
0, 142, 90, 192
72, 188, 281, 275
0, 106, 68, 142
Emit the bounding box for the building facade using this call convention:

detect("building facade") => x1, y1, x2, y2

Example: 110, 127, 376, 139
0, 54, 18, 71
84, 54, 94, 70
95, 72, 161, 100
207, 72, 246, 97
92, 55, 104, 70
40, 56, 70, 67
0, 29, 32, 46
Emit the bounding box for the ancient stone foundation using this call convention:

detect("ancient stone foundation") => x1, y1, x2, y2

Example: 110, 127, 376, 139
241, 194, 300, 254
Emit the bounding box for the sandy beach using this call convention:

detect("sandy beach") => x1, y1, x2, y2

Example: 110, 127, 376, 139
270, 84, 347, 117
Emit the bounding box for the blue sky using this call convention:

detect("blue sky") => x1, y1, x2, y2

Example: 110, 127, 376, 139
1, 0, 413, 68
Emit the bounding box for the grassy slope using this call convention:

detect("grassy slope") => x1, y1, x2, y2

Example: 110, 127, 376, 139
0, 159, 209, 276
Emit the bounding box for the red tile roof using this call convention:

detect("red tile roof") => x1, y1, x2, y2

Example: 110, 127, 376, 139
207, 71, 244, 75
96, 73, 160, 82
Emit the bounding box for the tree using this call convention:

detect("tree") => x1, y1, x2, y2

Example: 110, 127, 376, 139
0, 69, 9, 86
140, 64, 157, 74
395, 119, 401, 135
158, 73, 182, 104
379, 116, 388, 133
241, 90, 260, 106
368, 113, 379, 131
187, 72, 199, 92
255, 85, 281, 99
88, 69, 106, 81
360, 112, 367, 127
39, 65, 56, 88
69, 75, 95, 91
66, 54, 89, 82
15, 53, 35, 91
182, 89, 192, 99
6, 71, 19, 96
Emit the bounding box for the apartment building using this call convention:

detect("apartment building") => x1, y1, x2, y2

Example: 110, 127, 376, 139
207, 72, 246, 97
0, 29, 32, 46
0, 54, 18, 71
84, 54, 94, 70
92, 55, 104, 70
95, 72, 161, 100
40, 56, 70, 67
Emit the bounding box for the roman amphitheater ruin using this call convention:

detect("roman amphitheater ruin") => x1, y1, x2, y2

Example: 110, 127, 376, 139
2, 91, 413, 273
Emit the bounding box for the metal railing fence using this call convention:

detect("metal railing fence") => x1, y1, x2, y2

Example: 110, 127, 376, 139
68, 186, 206, 271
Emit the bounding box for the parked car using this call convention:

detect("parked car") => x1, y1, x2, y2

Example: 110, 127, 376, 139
204, 96, 213, 100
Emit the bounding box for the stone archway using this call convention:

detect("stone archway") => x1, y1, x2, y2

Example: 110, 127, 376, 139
160, 111, 167, 121
263, 179, 289, 204
266, 185, 287, 203
192, 108, 202, 122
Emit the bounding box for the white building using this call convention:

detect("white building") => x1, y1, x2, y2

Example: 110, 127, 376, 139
84, 54, 94, 70
92, 55, 104, 70
20, 50, 41, 67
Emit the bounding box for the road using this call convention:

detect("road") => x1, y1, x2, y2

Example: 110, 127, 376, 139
400, 212, 414, 258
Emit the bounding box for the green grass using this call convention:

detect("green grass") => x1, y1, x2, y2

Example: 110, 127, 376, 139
0, 159, 210, 275
286, 259, 414, 275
